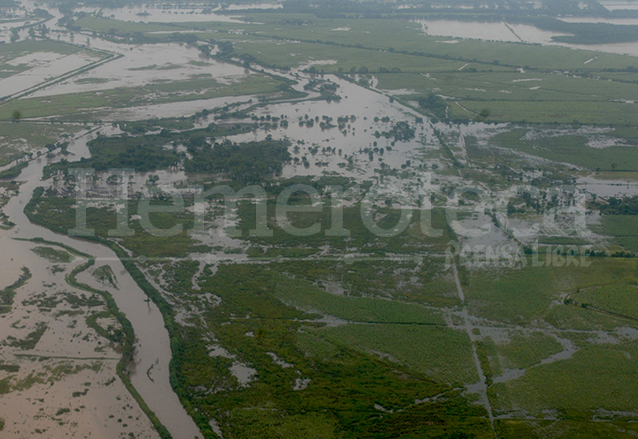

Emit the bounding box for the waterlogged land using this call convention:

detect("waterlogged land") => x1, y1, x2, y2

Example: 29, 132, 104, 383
2, 1, 638, 438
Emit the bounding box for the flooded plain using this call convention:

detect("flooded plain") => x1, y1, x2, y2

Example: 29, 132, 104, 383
0, 5, 441, 436
0, 237, 159, 438
0, 130, 202, 438
2, 0, 638, 436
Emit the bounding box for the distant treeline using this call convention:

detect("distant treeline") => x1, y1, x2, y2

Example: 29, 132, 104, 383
41, 0, 630, 18
277, 0, 609, 17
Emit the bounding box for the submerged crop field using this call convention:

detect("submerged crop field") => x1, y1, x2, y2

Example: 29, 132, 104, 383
2, 0, 638, 438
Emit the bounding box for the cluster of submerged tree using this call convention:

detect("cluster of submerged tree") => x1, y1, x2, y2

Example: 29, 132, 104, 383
66, 170, 592, 242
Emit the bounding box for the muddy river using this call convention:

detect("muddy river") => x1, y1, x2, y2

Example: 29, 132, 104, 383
0, 129, 202, 438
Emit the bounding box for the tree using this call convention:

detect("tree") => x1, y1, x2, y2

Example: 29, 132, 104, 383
11, 110, 21, 122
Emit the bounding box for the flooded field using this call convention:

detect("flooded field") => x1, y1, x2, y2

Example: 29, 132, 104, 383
30, 43, 250, 98
1, 50, 105, 98
415, 19, 569, 44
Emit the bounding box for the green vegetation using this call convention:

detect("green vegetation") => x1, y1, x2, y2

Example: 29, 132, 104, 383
45, 125, 289, 179
92, 265, 117, 289
492, 344, 638, 414
464, 257, 638, 326
0, 122, 81, 166
597, 215, 638, 252
496, 332, 564, 370
274, 278, 447, 324
9, 5, 638, 437
31, 246, 73, 263
574, 283, 638, 319
232, 39, 468, 73
592, 196, 638, 216
196, 14, 638, 125
55, 407, 71, 416
495, 418, 638, 438
320, 324, 477, 385
219, 15, 637, 71
168, 263, 491, 438
119, 117, 194, 134
5, 322, 48, 350
0, 364, 20, 373
491, 129, 638, 171
183, 138, 291, 181
526, 17, 638, 45
0, 161, 27, 180
25, 187, 200, 258
74, 16, 178, 34
0, 267, 31, 314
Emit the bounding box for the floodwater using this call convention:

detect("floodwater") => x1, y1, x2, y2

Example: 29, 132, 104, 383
0, 51, 103, 99
0, 234, 159, 438
0, 7, 446, 435
0, 3, 442, 434
492, 335, 578, 384
599, 0, 638, 11
8, 0, 638, 433
211, 70, 436, 179
0, 129, 202, 439
577, 176, 638, 197
104, 94, 255, 121
30, 43, 250, 98
415, 19, 568, 44
415, 18, 638, 57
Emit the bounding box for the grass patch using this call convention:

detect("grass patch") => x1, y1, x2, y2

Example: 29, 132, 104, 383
575, 282, 638, 319
319, 323, 478, 386
464, 257, 638, 326
273, 273, 446, 324
598, 215, 638, 252
491, 344, 638, 414
497, 332, 564, 370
